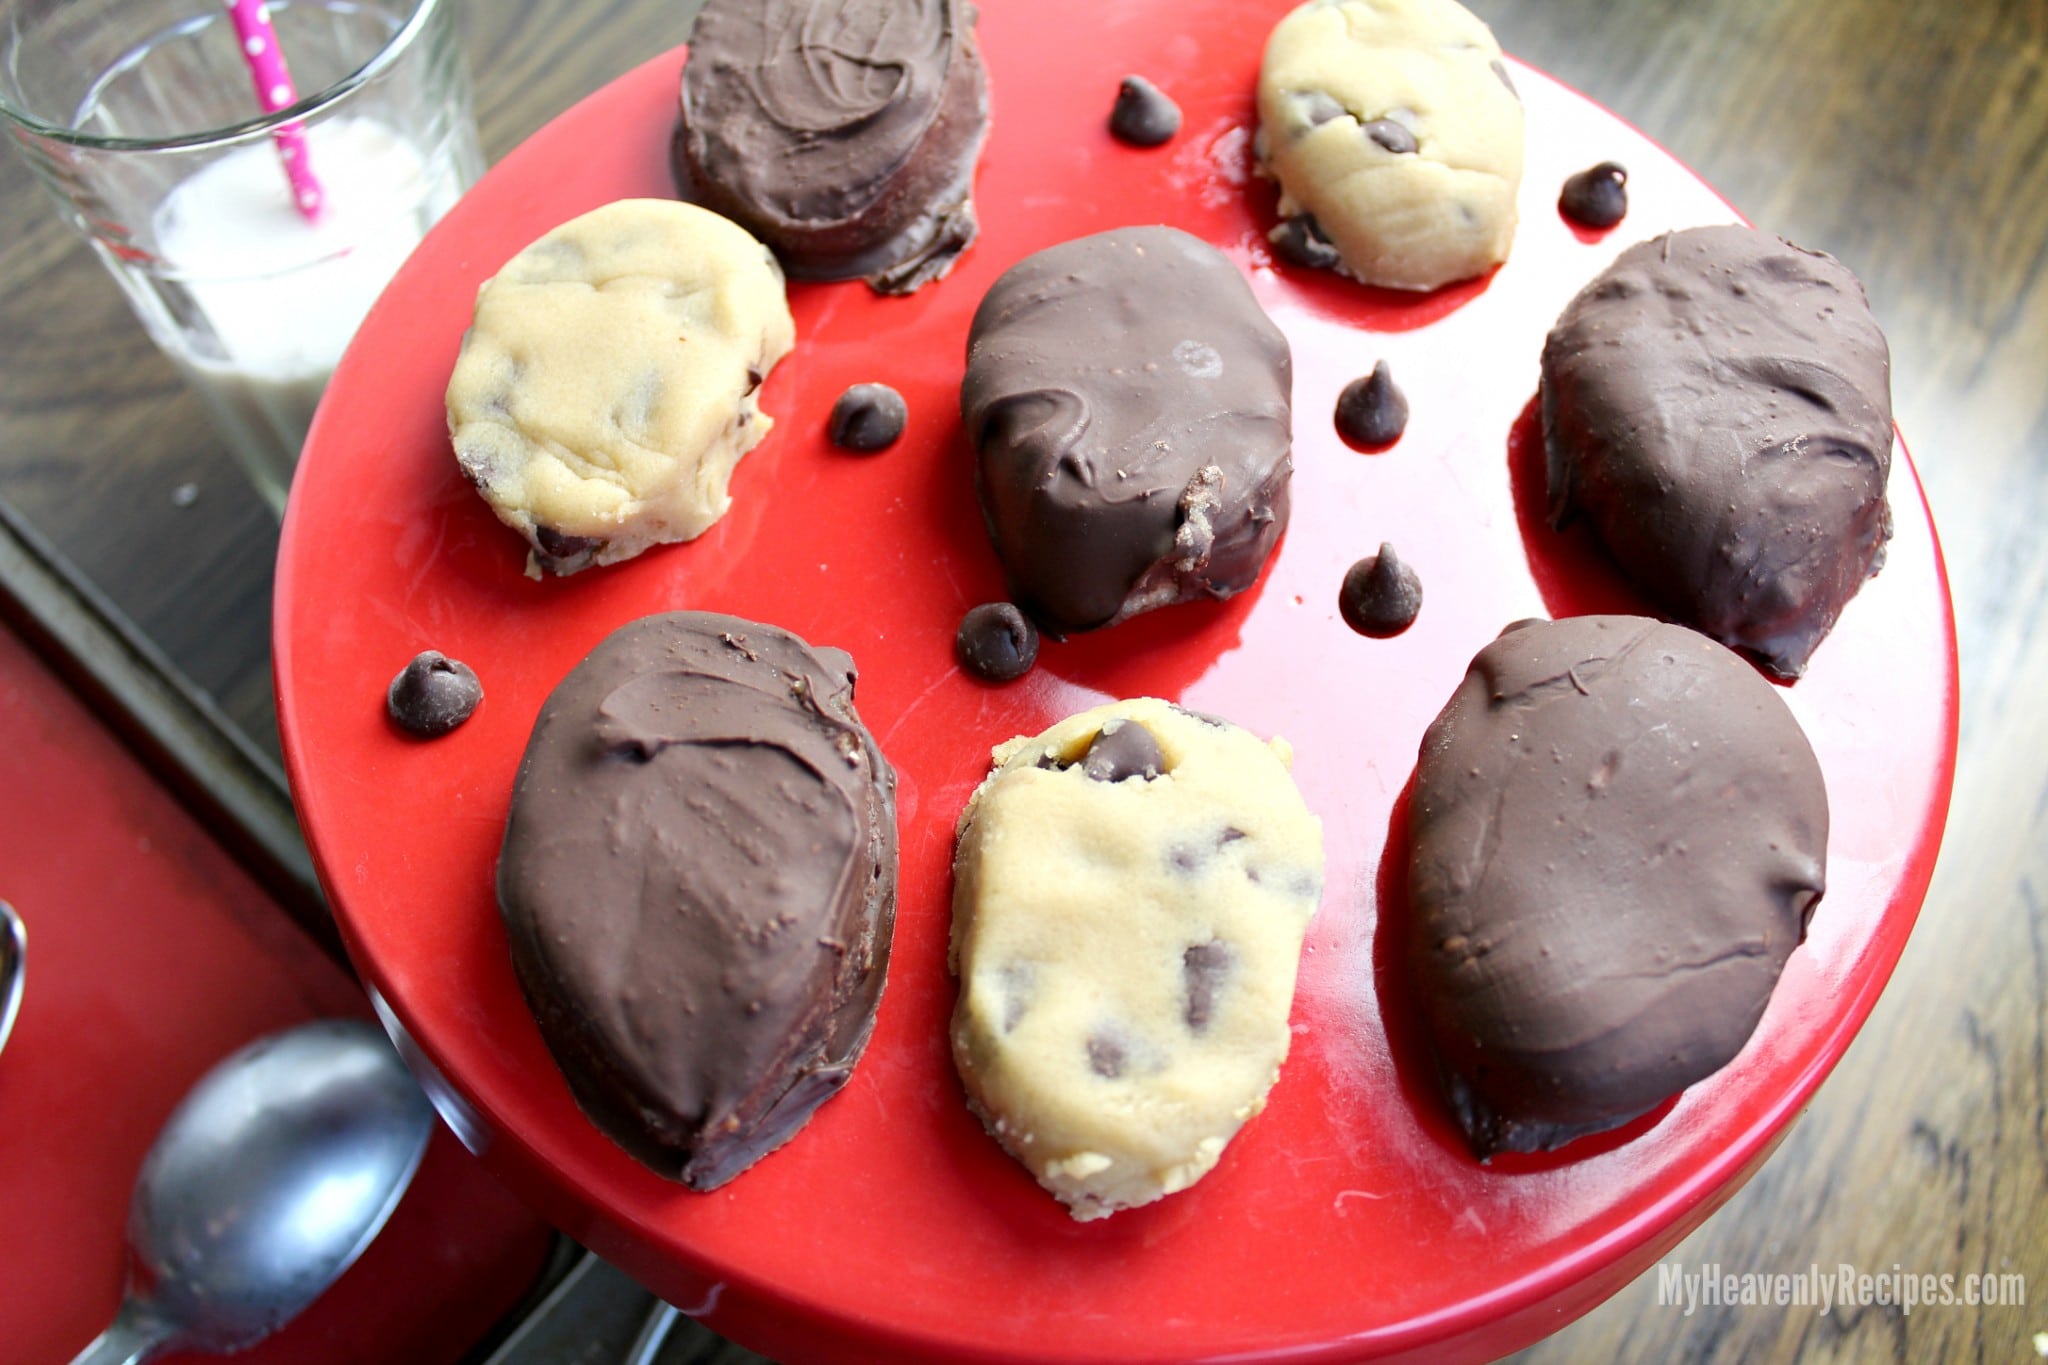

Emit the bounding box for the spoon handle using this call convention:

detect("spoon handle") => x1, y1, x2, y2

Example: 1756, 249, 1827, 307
621, 1299, 681, 1365
0, 900, 24, 1057
67, 1299, 178, 1365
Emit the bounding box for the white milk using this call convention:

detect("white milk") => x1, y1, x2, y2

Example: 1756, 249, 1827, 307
148, 116, 464, 497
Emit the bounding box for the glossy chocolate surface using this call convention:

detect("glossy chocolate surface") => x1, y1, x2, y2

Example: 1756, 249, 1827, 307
1407, 616, 1828, 1157
386, 650, 483, 737
1542, 225, 1893, 677
498, 611, 897, 1189
679, 0, 989, 292
962, 226, 1293, 634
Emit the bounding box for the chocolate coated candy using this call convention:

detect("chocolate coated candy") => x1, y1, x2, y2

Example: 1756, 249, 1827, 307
679, 0, 989, 292
1109, 75, 1181, 147
829, 383, 908, 452
386, 651, 483, 737
964, 227, 1294, 634
956, 602, 1039, 682
1542, 225, 1893, 677
1407, 616, 1827, 1157
1338, 544, 1423, 637
498, 612, 897, 1189
1559, 161, 1628, 228
1334, 360, 1409, 449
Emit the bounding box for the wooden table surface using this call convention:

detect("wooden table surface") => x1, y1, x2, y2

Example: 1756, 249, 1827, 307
1, 1, 2041, 1361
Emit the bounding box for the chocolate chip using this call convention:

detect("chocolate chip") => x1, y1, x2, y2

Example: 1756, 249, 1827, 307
1109, 75, 1181, 147
1490, 58, 1518, 100
1334, 360, 1409, 449
386, 650, 483, 738
1339, 543, 1424, 637
1182, 940, 1235, 1032
1087, 1032, 1127, 1078
998, 961, 1035, 1033
534, 525, 599, 562
1271, 214, 1342, 271
744, 366, 764, 395
828, 383, 908, 452
1081, 719, 1164, 783
1290, 88, 1348, 130
1559, 161, 1629, 229
1363, 118, 1418, 154
956, 602, 1039, 682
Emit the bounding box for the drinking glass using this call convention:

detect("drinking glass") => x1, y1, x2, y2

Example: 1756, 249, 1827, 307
0, 0, 483, 511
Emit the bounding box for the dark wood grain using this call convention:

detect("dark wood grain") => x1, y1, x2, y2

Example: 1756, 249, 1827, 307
2, 1, 2041, 1361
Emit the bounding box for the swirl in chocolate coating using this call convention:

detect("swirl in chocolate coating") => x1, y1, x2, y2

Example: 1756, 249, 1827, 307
962, 227, 1294, 634
1407, 616, 1827, 1158
498, 611, 897, 1189
1542, 225, 1893, 678
680, 0, 988, 293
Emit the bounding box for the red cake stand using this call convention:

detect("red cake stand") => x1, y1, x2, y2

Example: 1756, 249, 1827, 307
276, 3, 1956, 1360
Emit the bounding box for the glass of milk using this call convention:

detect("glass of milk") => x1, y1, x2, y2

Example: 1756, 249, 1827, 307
0, 0, 482, 512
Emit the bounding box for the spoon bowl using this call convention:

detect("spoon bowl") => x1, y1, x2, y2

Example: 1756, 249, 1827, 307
70, 1017, 435, 1365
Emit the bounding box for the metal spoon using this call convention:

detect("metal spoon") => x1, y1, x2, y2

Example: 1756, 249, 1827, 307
0, 901, 23, 1057
68, 1017, 435, 1365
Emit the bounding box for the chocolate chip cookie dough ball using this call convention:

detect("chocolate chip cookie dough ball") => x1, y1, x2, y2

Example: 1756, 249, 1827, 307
950, 699, 1324, 1220
679, 0, 990, 294
1407, 616, 1828, 1158
1256, 0, 1524, 291
962, 227, 1294, 635
447, 199, 795, 577
499, 612, 897, 1189
1542, 225, 1894, 678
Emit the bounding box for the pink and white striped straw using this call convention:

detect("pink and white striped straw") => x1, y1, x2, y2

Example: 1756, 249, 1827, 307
224, 0, 327, 222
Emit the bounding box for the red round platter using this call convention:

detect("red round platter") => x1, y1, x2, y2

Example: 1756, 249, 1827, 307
274, 3, 1958, 1361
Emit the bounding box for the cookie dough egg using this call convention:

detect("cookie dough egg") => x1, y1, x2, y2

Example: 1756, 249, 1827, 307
1256, 0, 1524, 290
446, 198, 795, 576
949, 699, 1324, 1220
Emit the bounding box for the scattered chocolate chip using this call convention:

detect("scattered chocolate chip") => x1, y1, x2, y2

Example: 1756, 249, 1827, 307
1334, 359, 1409, 449
1109, 75, 1181, 147
1363, 118, 1418, 154
1339, 543, 1424, 637
1087, 1032, 1128, 1079
1082, 720, 1164, 783
1271, 214, 1342, 271
828, 382, 908, 452
1182, 940, 1235, 1032
1559, 161, 1629, 229
744, 366, 764, 395
1490, 58, 1518, 99
956, 602, 1039, 681
1291, 88, 1348, 130
386, 650, 484, 737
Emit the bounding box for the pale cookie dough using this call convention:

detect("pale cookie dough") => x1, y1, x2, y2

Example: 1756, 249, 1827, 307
446, 198, 796, 576
949, 699, 1324, 1221
1256, 0, 1524, 291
